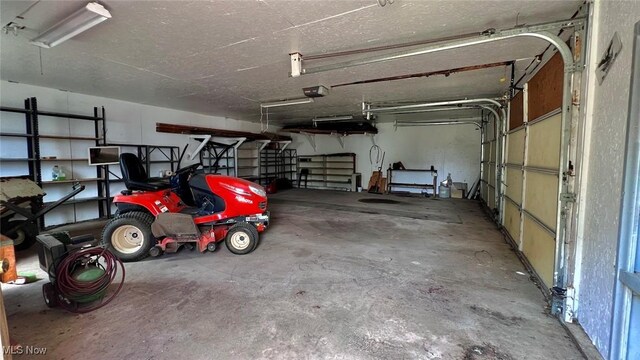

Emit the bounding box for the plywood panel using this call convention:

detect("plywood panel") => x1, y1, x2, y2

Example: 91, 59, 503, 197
505, 167, 523, 204
528, 113, 561, 168
522, 215, 556, 287
507, 129, 525, 165
528, 52, 564, 120
504, 200, 521, 245
524, 171, 558, 230
509, 91, 524, 130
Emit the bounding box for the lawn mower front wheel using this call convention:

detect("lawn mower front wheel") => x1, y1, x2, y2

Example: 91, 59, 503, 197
102, 211, 155, 262
225, 223, 258, 255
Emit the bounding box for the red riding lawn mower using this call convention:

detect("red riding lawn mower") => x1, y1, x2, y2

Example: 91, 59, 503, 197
101, 151, 269, 262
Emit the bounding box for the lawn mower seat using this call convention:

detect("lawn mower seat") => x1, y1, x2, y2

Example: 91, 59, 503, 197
120, 153, 171, 191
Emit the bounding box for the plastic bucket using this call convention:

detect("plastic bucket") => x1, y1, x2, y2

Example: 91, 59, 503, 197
439, 185, 450, 198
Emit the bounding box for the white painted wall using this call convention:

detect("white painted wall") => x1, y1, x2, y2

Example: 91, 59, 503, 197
291, 122, 481, 193
0, 80, 261, 226
576, 1, 640, 357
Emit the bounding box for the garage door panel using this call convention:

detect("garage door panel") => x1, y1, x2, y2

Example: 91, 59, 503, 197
524, 171, 558, 230
488, 187, 495, 209
527, 113, 561, 169
488, 164, 496, 186
522, 214, 555, 288
507, 129, 525, 164
483, 143, 491, 162
504, 200, 521, 245
505, 167, 523, 204
489, 140, 496, 160
482, 162, 491, 182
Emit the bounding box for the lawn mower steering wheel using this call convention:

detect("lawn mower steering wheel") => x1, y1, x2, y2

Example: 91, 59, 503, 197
175, 163, 201, 176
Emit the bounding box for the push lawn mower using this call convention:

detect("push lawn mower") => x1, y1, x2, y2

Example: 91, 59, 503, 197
101, 152, 269, 262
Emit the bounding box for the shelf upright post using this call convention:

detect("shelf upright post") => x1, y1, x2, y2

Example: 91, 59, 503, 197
25, 97, 43, 229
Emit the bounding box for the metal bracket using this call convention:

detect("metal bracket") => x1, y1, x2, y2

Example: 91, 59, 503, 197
560, 192, 577, 202
275, 140, 291, 154
333, 133, 345, 149
366, 132, 377, 146
301, 132, 317, 151
565, 63, 584, 73
255, 140, 271, 153
188, 135, 212, 160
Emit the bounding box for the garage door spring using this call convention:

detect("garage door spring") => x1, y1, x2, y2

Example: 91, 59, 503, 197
54, 247, 125, 313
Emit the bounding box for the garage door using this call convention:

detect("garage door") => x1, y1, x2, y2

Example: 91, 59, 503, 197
502, 53, 564, 287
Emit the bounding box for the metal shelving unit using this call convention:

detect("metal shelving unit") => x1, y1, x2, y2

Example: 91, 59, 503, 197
297, 153, 356, 191
200, 143, 235, 176
259, 146, 297, 186
0, 97, 109, 228
386, 168, 438, 196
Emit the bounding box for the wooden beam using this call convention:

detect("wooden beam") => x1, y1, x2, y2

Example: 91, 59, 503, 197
155, 123, 291, 142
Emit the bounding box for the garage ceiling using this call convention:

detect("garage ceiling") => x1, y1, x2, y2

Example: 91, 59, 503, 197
0, 0, 582, 124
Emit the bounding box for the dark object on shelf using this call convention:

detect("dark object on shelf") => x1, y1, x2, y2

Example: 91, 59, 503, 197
281, 120, 378, 135
266, 182, 277, 194
1, 177, 85, 251
392, 161, 406, 170
266, 178, 293, 194
36, 232, 125, 313
298, 168, 309, 188
274, 178, 293, 190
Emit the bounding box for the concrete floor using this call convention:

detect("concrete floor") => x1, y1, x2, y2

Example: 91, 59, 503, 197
1, 189, 584, 359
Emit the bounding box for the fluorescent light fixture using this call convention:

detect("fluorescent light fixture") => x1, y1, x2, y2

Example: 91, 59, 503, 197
30, 2, 111, 48
260, 98, 314, 108
313, 115, 353, 122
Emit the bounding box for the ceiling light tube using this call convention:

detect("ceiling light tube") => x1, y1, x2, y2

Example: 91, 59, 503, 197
260, 98, 314, 108
313, 115, 353, 122
30, 2, 111, 48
